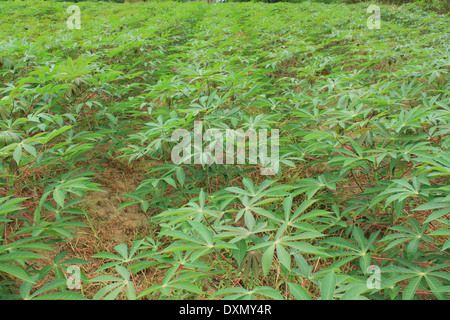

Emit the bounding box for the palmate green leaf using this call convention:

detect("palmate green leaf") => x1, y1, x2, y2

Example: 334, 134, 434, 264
31, 291, 88, 300
381, 264, 415, 276
114, 244, 129, 260
91, 252, 123, 261
139, 273, 205, 298
425, 207, 449, 224
161, 230, 207, 247
0, 251, 44, 262
118, 201, 140, 210
253, 287, 284, 300
0, 197, 27, 215
323, 237, 360, 252
288, 282, 311, 300
211, 286, 283, 300
0, 237, 52, 253
162, 241, 205, 253
239, 250, 262, 280
251, 207, 284, 224
137, 284, 162, 298
176, 166, 185, 186
22, 143, 36, 157
232, 240, 247, 268
347, 137, 364, 158
93, 261, 125, 274
225, 187, 252, 197
431, 286, 450, 293
103, 284, 128, 301
402, 277, 422, 300
320, 271, 337, 300
93, 282, 125, 300
1, 0, 449, 302
352, 227, 367, 250
187, 220, 213, 246
430, 271, 450, 282
292, 178, 326, 199
276, 243, 291, 270
19, 275, 36, 299
140, 200, 149, 212
116, 265, 130, 280
153, 204, 220, 225
126, 280, 137, 300
286, 241, 328, 256
442, 239, 450, 252
163, 177, 177, 189
262, 244, 275, 277
215, 241, 238, 250
406, 238, 420, 259
210, 287, 250, 300
339, 283, 370, 300
13, 144, 22, 165
54, 56, 94, 82
90, 275, 123, 282
129, 238, 146, 259
217, 222, 273, 243
53, 189, 65, 208
29, 279, 67, 298
0, 263, 32, 282
425, 276, 447, 300
283, 195, 293, 220
428, 229, 450, 237
170, 282, 204, 295
282, 197, 331, 223
297, 209, 331, 221
45, 125, 73, 142
359, 252, 372, 273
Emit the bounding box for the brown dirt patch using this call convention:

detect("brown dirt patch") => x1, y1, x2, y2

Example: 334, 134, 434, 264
27, 148, 168, 299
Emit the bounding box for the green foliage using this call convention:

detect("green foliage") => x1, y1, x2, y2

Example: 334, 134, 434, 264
0, 0, 448, 300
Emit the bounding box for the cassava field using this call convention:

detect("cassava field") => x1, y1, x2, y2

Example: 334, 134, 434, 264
0, 0, 449, 301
